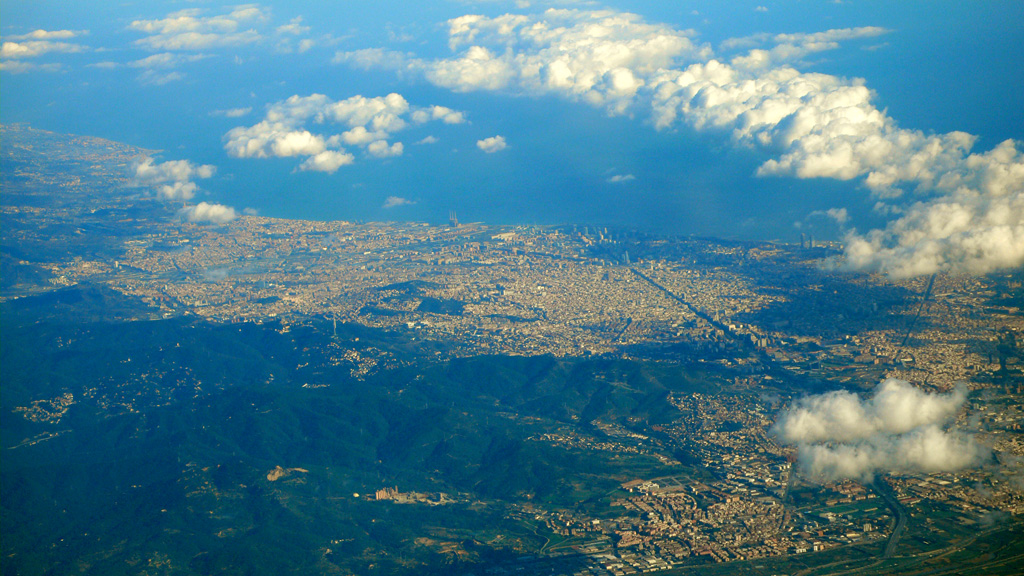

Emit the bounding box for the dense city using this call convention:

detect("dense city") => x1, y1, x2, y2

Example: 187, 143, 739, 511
3, 124, 1023, 575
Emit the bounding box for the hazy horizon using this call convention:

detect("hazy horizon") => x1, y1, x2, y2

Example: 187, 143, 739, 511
3, 0, 1022, 276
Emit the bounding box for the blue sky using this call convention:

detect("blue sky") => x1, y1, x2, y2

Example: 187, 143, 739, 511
2, 1, 1022, 277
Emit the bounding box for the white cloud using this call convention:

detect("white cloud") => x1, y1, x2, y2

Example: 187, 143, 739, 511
773, 379, 968, 444
178, 202, 238, 224
138, 70, 184, 85
773, 379, 988, 482
477, 135, 507, 153
128, 6, 269, 51
383, 196, 415, 208
271, 130, 327, 157
0, 60, 62, 73
273, 16, 324, 54
796, 425, 989, 482
86, 50, 210, 83
158, 181, 198, 201
809, 207, 848, 225
224, 121, 321, 158
841, 190, 1024, 278
416, 136, 439, 145
299, 150, 354, 173
334, 47, 413, 70
325, 93, 410, 129
129, 52, 209, 69
1, 39, 87, 59
826, 207, 848, 224
124, 7, 323, 62
134, 156, 215, 200
135, 156, 215, 185
723, 27, 890, 69
211, 107, 252, 118
276, 16, 310, 36
367, 140, 404, 158
608, 174, 636, 183
337, 9, 710, 114
412, 105, 466, 124
340, 126, 389, 146
7, 30, 86, 41
340, 8, 1021, 277
224, 92, 466, 172
1, 29, 89, 71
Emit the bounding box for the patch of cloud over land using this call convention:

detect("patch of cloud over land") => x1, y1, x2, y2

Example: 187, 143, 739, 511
132, 156, 239, 223
178, 201, 237, 224
133, 156, 215, 201
338, 8, 1024, 278
224, 93, 466, 173
772, 379, 989, 482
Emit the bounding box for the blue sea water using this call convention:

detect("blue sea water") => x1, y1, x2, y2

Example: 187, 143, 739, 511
2, 1, 1021, 241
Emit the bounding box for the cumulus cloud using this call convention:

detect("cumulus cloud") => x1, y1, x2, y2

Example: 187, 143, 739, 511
109, 53, 206, 85
608, 174, 636, 183
337, 9, 711, 115
299, 150, 354, 173
383, 196, 415, 208
273, 16, 330, 54
128, 6, 268, 51
367, 140, 404, 158
224, 92, 465, 172
1, 29, 88, 71
134, 156, 215, 200
340, 126, 388, 146
808, 207, 848, 226
773, 379, 988, 482
477, 135, 507, 153
276, 16, 310, 36
135, 156, 215, 184
826, 207, 848, 224
724, 27, 890, 70
178, 202, 238, 224
774, 379, 968, 443
120, 8, 323, 71
840, 140, 1024, 278
412, 105, 466, 125
341, 8, 1023, 277
1, 39, 87, 59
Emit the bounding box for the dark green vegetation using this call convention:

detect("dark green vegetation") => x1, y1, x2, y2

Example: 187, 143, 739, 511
8, 288, 1020, 576
2, 287, 707, 575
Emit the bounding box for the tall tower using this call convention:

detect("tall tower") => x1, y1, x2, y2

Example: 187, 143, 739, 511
449, 211, 459, 228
